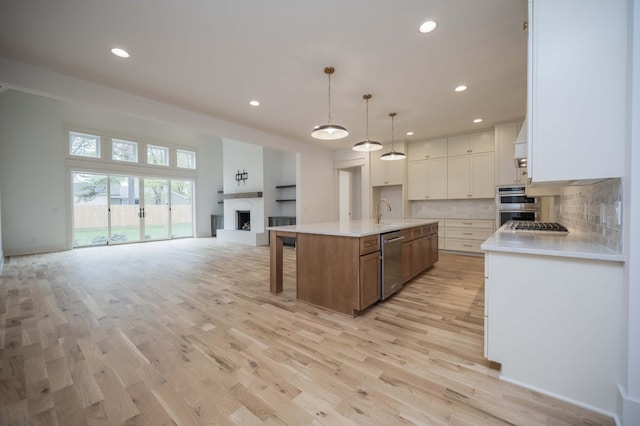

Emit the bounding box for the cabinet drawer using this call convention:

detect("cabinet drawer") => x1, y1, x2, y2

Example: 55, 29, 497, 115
445, 227, 493, 241
445, 219, 494, 229
360, 235, 380, 255
444, 239, 484, 253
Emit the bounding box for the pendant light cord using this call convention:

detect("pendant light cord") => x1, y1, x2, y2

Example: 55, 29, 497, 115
327, 70, 333, 125
365, 96, 370, 140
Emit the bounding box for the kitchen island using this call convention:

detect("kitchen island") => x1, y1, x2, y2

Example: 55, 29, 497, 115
481, 223, 624, 414
269, 219, 438, 316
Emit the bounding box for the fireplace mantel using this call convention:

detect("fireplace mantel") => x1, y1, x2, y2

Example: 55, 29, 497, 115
223, 192, 263, 200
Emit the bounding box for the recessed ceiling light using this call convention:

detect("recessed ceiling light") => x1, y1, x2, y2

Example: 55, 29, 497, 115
473, 118, 483, 123
249, 100, 260, 106
111, 48, 130, 58
455, 85, 468, 92
419, 21, 438, 33
406, 131, 414, 136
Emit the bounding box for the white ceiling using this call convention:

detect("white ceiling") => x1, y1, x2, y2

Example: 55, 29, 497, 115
0, 0, 528, 150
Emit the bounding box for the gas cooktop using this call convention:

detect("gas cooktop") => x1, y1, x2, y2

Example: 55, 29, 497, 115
505, 221, 569, 233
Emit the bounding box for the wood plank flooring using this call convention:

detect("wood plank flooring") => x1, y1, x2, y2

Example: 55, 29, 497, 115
0, 238, 614, 425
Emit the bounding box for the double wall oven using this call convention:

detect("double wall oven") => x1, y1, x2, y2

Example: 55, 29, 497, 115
496, 185, 539, 227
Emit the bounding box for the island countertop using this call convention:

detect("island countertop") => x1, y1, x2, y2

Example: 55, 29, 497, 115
267, 218, 438, 237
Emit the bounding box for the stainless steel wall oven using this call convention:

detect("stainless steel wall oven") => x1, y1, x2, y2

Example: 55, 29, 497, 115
496, 185, 540, 227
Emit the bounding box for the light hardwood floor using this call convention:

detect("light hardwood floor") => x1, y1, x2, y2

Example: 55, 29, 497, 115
0, 238, 614, 425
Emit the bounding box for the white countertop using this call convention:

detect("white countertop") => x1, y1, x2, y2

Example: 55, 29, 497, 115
268, 218, 438, 237
481, 224, 625, 262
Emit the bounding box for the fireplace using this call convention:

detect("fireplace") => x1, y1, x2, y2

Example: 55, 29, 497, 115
236, 210, 251, 231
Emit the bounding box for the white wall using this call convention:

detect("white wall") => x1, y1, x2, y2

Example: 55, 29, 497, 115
0, 58, 335, 254
0, 90, 223, 255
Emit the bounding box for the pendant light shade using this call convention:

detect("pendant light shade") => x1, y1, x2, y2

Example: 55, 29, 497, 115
311, 66, 349, 140
352, 94, 383, 152
380, 112, 406, 161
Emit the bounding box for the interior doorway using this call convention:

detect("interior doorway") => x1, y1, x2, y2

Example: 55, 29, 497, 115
338, 166, 362, 221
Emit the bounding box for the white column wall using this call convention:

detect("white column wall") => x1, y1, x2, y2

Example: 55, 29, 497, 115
620, 0, 640, 423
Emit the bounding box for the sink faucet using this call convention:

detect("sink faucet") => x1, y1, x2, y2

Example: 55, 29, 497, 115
377, 198, 392, 224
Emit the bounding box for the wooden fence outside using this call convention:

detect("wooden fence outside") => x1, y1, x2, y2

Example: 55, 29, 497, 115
74, 205, 192, 229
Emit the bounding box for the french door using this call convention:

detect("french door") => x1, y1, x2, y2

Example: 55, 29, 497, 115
72, 172, 194, 247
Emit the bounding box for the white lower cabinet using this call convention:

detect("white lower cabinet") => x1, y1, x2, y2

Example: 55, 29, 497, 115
443, 219, 494, 254
484, 250, 623, 413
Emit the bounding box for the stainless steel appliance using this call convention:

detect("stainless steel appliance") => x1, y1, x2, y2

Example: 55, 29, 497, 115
496, 185, 540, 227
381, 230, 404, 300
504, 221, 568, 233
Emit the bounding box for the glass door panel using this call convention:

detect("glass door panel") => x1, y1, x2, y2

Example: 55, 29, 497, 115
72, 172, 109, 247
110, 175, 141, 243
170, 180, 194, 238
143, 178, 170, 240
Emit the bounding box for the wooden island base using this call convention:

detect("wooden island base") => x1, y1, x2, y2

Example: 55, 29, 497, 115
269, 221, 438, 317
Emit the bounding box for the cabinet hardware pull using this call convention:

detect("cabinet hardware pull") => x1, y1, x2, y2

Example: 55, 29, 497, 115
463, 232, 472, 235
463, 222, 473, 225
463, 244, 473, 247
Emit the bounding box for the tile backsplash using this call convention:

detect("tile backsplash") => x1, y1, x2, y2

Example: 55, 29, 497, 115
555, 178, 622, 253
411, 199, 495, 220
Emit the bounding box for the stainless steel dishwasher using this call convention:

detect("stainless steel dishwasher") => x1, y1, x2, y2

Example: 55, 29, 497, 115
381, 230, 405, 300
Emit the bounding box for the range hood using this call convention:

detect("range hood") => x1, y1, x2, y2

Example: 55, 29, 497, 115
513, 118, 527, 168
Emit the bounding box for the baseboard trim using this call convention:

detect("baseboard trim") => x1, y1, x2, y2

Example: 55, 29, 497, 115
499, 375, 618, 425
617, 385, 640, 426
4, 243, 69, 257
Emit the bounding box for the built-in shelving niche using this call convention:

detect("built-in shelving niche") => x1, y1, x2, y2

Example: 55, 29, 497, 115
275, 184, 296, 202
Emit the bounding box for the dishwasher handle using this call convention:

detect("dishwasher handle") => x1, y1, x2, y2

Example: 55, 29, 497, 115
383, 236, 405, 244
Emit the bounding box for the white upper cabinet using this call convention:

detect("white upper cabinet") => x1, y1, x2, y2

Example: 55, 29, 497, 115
448, 130, 495, 157
408, 158, 447, 200
407, 138, 448, 161
528, 0, 626, 183
371, 142, 407, 186
495, 121, 526, 185
448, 152, 495, 199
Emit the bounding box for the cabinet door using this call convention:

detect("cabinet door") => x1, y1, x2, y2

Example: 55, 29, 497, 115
408, 161, 427, 200
447, 134, 471, 156
470, 152, 494, 198
370, 152, 387, 186
529, 0, 626, 182
470, 130, 495, 154
371, 146, 406, 185
420, 236, 432, 271
408, 138, 447, 161
425, 158, 448, 199
402, 243, 412, 283
447, 156, 471, 199
430, 234, 439, 264
428, 138, 448, 159
386, 153, 406, 184
411, 240, 422, 277
359, 251, 381, 310
407, 140, 428, 162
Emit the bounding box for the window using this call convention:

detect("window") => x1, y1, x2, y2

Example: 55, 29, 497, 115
177, 149, 196, 169
147, 144, 169, 166
69, 131, 100, 158
112, 139, 138, 162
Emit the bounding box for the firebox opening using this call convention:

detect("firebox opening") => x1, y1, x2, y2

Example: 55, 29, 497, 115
236, 210, 250, 231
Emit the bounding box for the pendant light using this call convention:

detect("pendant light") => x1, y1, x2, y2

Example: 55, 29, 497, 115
380, 112, 406, 160
352, 94, 383, 152
311, 66, 349, 140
